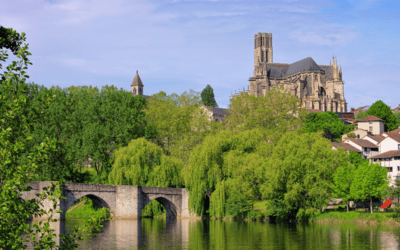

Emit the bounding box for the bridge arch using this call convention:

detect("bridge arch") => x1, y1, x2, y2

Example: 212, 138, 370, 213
64, 194, 111, 215
142, 195, 179, 218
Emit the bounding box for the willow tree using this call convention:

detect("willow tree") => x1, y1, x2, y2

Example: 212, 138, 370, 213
108, 138, 184, 216
184, 129, 272, 217
260, 131, 348, 220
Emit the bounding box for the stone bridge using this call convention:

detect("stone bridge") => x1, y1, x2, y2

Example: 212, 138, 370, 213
21, 181, 197, 220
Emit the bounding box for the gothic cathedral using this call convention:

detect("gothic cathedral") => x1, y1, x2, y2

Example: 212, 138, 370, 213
245, 32, 347, 112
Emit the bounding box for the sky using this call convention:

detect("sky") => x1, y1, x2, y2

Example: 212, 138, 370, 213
1, 0, 399, 110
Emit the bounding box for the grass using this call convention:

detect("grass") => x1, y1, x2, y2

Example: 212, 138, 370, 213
66, 197, 102, 218
311, 211, 400, 224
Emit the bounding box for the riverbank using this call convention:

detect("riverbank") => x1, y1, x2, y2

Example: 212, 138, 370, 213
311, 211, 400, 225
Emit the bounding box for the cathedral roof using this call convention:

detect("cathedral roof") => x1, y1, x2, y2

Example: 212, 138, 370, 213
264, 58, 332, 78
286, 57, 322, 76
131, 70, 144, 87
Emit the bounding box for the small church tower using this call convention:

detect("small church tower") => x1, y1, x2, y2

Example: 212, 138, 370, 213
131, 70, 144, 96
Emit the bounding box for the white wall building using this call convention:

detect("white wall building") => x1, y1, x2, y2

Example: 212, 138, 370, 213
355, 115, 385, 135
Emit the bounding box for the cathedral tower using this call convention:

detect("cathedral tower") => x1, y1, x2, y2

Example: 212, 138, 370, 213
254, 33, 273, 67
131, 70, 144, 96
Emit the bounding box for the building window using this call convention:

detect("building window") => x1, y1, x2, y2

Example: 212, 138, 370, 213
398, 166, 400, 171
364, 148, 368, 152
261, 52, 264, 62
374, 159, 378, 162
371, 148, 378, 151
133, 88, 136, 95
357, 135, 360, 138
389, 158, 393, 161
395, 156, 400, 160
398, 144, 400, 150
369, 126, 373, 132
387, 167, 393, 172
314, 74, 317, 80
369, 121, 373, 124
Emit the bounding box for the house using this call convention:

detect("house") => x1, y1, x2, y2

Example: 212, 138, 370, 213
371, 150, 400, 186
354, 115, 385, 135
344, 139, 379, 159
363, 134, 385, 146
341, 129, 371, 141
392, 104, 400, 113
379, 134, 400, 154
201, 106, 229, 122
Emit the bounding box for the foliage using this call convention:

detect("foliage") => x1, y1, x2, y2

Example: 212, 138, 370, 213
394, 111, 400, 127
350, 161, 389, 214
185, 129, 271, 217
0, 32, 110, 249
0, 26, 23, 55
303, 111, 354, 141
312, 211, 400, 223
108, 138, 184, 187
23, 83, 147, 183
355, 110, 365, 120
145, 90, 219, 164
332, 149, 357, 212
201, 84, 218, 107
361, 100, 399, 132
225, 87, 305, 135
260, 132, 348, 220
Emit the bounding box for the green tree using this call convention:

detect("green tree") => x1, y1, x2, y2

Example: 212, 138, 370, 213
108, 138, 184, 217
146, 90, 217, 164
0, 26, 23, 55
261, 132, 347, 220
225, 87, 305, 135
394, 111, 400, 127
332, 151, 356, 213
201, 84, 217, 107
361, 100, 399, 132
0, 31, 110, 249
303, 111, 354, 141
350, 162, 388, 214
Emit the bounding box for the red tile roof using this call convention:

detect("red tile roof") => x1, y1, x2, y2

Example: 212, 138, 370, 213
365, 135, 385, 143
347, 139, 379, 148
331, 142, 362, 153
389, 128, 400, 134
371, 150, 400, 159
387, 134, 400, 143
355, 115, 385, 122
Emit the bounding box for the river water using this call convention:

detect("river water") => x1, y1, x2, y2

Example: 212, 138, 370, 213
24, 218, 400, 249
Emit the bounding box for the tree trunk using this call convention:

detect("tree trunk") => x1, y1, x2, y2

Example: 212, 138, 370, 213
370, 197, 373, 214
347, 200, 349, 213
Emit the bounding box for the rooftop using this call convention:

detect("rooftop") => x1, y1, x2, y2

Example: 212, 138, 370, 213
331, 142, 362, 153
347, 139, 379, 148
355, 115, 385, 123
371, 150, 400, 159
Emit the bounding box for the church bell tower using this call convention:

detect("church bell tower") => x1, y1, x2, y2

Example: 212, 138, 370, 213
130, 70, 144, 96
254, 33, 273, 66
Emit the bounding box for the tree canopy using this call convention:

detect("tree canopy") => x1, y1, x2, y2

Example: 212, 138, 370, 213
361, 100, 399, 132
0, 26, 24, 56
201, 84, 217, 107
303, 111, 354, 141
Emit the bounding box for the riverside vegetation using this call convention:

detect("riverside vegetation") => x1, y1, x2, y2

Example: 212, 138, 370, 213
2, 26, 400, 249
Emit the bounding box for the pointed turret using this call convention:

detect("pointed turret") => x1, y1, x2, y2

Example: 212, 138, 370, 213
131, 70, 144, 96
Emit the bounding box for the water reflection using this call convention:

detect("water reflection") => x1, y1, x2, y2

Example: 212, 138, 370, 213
23, 218, 400, 249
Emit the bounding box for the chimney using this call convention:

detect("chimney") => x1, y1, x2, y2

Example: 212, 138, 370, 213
351, 108, 355, 112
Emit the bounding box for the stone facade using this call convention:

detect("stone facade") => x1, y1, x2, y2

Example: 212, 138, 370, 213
21, 182, 198, 221
237, 32, 347, 112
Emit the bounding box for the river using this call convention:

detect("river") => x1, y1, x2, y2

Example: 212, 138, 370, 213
25, 218, 400, 249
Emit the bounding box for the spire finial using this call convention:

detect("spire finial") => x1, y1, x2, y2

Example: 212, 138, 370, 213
136, 70, 138, 74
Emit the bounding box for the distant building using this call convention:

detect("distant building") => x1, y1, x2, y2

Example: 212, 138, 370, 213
354, 115, 385, 135
130, 70, 150, 99
201, 106, 229, 122
235, 32, 347, 112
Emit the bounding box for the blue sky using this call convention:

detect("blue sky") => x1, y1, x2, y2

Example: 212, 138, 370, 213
1, 0, 399, 110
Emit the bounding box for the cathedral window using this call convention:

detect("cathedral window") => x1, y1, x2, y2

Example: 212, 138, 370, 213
261, 52, 264, 62
314, 74, 317, 81
133, 88, 136, 95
